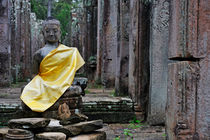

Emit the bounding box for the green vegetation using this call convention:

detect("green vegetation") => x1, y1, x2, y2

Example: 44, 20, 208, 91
31, 0, 82, 41
110, 89, 117, 97
114, 117, 144, 140
84, 89, 90, 94
87, 82, 103, 89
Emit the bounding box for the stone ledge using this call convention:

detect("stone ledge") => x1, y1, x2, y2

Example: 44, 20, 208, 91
84, 112, 136, 123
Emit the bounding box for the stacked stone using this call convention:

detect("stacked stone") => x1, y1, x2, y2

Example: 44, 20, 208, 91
0, 118, 105, 140
82, 97, 135, 123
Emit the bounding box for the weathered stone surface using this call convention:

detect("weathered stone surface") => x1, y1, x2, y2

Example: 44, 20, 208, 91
196, 55, 210, 139
128, 0, 150, 116
147, 0, 170, 125
115, 0, 130, 96
0, 127, 9, 139
8, 118, 50, 129
5, 129, 34, 140
166, 61, 199, 140
68, 131, 106, 140
30, 13, 44, 60
100, 0, 119, 87
59, 113, 88, 125
49, 96, 82, 111
62, 86, 82, 98
0, 0, 11, 86
36, 132, 66, 140
43, 120, 103, 136
84, 112, 135, 123
58, 103, 71, 120
168, 0, 210, 59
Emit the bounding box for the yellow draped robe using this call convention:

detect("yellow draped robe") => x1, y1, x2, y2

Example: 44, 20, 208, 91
20, 44, 85, 112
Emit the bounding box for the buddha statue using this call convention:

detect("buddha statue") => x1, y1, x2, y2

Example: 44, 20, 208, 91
20, 17, 85, 113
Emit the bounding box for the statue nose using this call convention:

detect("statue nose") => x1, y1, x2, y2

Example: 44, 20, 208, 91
50, 31, 54, 35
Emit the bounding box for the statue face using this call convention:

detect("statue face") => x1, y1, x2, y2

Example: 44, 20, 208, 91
43, 24, 61, 43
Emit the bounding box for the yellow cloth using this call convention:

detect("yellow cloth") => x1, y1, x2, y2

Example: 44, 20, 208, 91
20, 44, 85, 112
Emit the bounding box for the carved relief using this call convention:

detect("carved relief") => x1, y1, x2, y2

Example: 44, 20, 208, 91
151, 0, 169, 32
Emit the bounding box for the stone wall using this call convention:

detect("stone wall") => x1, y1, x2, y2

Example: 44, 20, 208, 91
166, 0, 210, 139
0, 0, 11, 86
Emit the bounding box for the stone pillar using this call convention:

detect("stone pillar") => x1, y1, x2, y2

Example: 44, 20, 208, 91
30, 13, 44, 59
128, 0, 150, 118
166, 0, 210, 139
10, 0, 32, 82
96, 0, 104, 81
100, 0, 119, 87
0, 0, 11, 86
147, 0, 170, 125
115, 0, 130, 96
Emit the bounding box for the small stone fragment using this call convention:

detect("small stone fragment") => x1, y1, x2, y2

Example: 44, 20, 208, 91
59, 113, 88, 125
8, 118, 50, 129
68, 131, 106, 140
36, 132, 66, 140
58, 103, 71, 120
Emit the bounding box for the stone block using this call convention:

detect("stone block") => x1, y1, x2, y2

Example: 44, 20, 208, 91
36, 132, 66, 140
43, 120, 103, 137
166, 61, 199, 140
168, 0, 210, 59
0, 127, 9, 139
68, 131, 106, 140
8, 118, 50, 129
5, 129, 34, 140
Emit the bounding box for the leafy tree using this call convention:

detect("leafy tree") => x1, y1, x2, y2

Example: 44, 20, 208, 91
31, 0, 47, 20
31, 0, 83, 41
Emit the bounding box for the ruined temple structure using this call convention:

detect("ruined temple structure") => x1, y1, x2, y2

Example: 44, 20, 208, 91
0, 0, 209, 139
0, 0, 44, 85
96, 0, 209, 139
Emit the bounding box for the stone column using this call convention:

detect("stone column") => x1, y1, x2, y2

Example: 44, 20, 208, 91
100, 0, 119, 87
128, 0, 150, 118
147, 0, 170, 125
96, 0, 104, 81
115, 0, 130, 96
0, 0, 11, 86
166, 0, 210, 139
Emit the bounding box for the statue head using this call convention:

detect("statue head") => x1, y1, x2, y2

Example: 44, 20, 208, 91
42, 17, 61, 44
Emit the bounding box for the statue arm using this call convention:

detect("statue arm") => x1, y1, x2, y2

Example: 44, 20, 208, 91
32, 51, 41, 77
